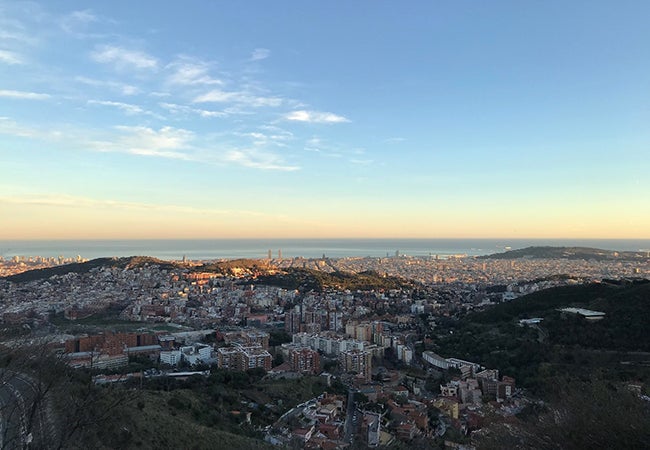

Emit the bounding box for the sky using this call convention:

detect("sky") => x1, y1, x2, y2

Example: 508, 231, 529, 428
1, 1, 649, 240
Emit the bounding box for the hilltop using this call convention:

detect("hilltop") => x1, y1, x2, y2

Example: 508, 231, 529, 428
2, 256, 416, 293
2, 256, 181, 283
479, 245, 650, 261
253, 267, 417, 292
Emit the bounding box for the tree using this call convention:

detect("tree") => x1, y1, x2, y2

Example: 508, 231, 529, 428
0, 341, 137, 449
475, 378, 650, 449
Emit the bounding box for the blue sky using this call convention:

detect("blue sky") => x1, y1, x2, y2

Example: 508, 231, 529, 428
1, 1, 649, 239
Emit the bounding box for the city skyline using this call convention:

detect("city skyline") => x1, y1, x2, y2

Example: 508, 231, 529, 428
1, 1, 649, 239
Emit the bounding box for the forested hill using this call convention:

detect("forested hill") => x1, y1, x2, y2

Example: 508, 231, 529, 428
253, 268, 417, 292
3, 257, 415, 292
435, 280, 650, 390
479, 246, 650, 261
470, 280, 650, 349
2, 256, 180, 283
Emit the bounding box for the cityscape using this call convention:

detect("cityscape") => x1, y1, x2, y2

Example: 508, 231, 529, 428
2, 0, 650, 448
0, 248, 649, 448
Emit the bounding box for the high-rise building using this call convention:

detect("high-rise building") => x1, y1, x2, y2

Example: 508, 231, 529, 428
340, 349, 372, 381
284, 310, 302, 334
289, 347, 321, 374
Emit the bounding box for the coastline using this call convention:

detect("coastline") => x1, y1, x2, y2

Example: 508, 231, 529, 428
1, 238, 649, 261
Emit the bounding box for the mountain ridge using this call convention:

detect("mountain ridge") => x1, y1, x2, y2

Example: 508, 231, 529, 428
479, 245, 650, 261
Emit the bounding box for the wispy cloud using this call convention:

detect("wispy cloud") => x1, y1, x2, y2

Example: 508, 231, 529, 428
91, 125, 193, 159
193, 89, 283, 108
91, 45, 158, 70
224, 149, 299, 171
86, 100, 163, 119
284, 110, 349, 124
0, 117, 297, 171
60, 9, 98, 35
259, 125, 294, 139
0, 89, 50, 100
237, 127, 293, 147
97, 126, 300, 170
87, 100, 149, 116
0, 117, 41, 138
159, 102, 226, 118
166, 59, 223, 86
75, 76, 139, 95
0, 193, 268, 217
250, 48, 270, 61
350, 159, 373, 165
0, 49, 23, 64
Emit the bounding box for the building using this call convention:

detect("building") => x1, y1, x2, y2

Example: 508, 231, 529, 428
217, 345, 272, 371
125, 344, 161, 360
284, 310, 302, 334
366, 412, 382, 447
223, 329, 270, 349
289, 347, 321, 374
65, 352, 128, 370
340, 349, 372, 382
180, 343, 213, 366
160, 350, 182, 366
217, 346, 241, 370
422, 351, 450, 370
64, 331, 158, 355
240, 346, 272, 371
558, 307, 606, 321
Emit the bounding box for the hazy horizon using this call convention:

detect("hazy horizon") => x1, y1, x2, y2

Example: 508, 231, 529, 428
2, 237, 649, 261
1, 1, 649, 239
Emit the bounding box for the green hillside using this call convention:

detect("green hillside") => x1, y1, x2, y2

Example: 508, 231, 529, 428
434, 280, 650, 391
253, 267, 416, 292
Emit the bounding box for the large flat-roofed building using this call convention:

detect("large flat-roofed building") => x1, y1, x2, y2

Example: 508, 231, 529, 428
558, 307, 605, 321
422, 351, 450, 369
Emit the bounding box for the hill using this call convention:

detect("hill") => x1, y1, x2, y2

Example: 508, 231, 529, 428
434, 280, 650, 391
253, 267, 416, 292
479, 246, 650, 261
194, 259, 273, 277
2, 256, 181, 283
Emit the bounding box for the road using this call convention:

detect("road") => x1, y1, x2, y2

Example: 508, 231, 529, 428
0, 371, 51, 449
343, 388, 357, 443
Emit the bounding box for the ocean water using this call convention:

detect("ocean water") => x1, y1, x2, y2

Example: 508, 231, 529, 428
1, 239, 649, 261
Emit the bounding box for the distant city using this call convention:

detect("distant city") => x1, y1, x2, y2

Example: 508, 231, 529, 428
0, 245, 648, 447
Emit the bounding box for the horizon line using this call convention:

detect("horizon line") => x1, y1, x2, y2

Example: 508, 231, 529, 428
1, 237, 649, 241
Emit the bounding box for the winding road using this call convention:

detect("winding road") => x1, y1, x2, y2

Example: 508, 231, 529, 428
0, 371, 51, 449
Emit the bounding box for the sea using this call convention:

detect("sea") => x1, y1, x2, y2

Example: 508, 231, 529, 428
1, 239, 649, 261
